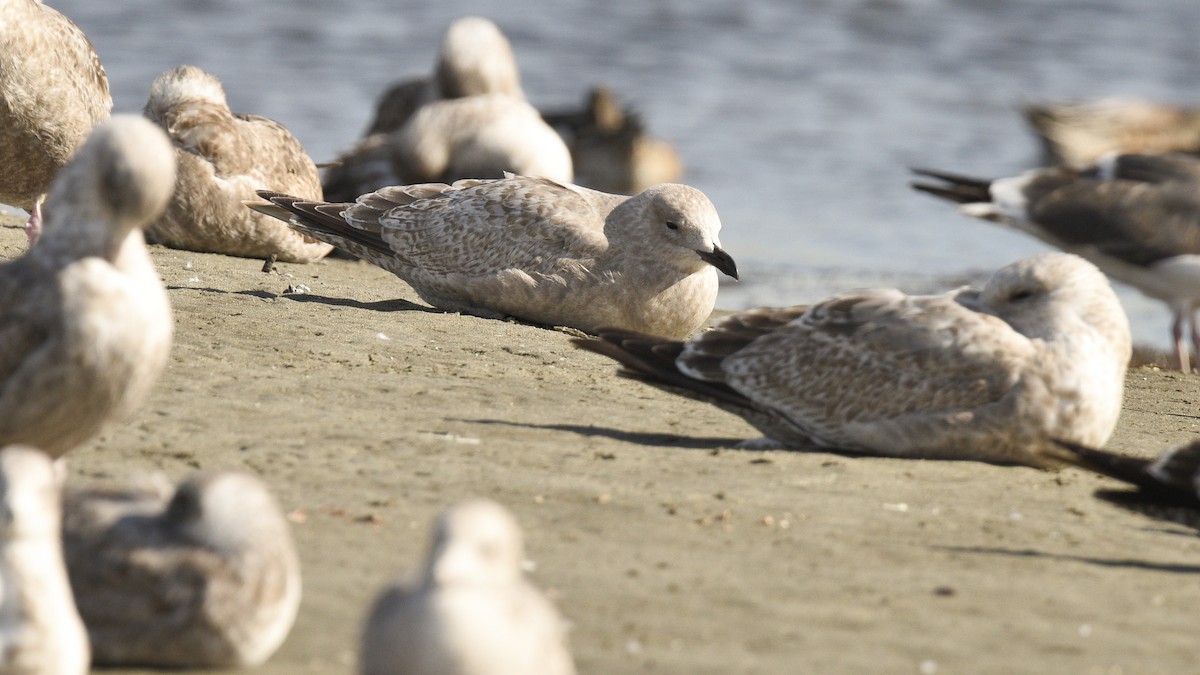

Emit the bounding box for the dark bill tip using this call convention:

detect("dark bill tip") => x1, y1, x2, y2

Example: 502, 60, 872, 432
697, 245, 739, 280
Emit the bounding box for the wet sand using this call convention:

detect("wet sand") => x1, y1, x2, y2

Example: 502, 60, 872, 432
5, 218, 1198, 674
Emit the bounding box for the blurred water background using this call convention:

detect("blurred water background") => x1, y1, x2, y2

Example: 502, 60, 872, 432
50, 0, 1200, 348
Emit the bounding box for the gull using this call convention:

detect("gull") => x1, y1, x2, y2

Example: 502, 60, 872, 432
250, 175, 738, 338
1024, 97, 1200, 168
574, 253, 1131, 466
322, 17, 571, 203
0, 115, 174, 458
0, 446, 89, 674
0, 0, 112, 244
62, 469, 301, 668
143, 65, 331, 263
912, 154, 1200, 371
360, 499, 575, 675
1046, 438, 1200, 531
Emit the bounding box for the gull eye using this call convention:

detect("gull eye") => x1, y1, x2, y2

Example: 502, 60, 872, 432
1009, 289, 1035, 302
664, 221, 679, 230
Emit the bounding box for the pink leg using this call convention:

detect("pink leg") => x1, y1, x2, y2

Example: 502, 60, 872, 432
23, 195, 43, 246
1173, 312, 1192, 373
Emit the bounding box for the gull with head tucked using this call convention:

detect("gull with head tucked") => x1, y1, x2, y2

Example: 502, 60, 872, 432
143, 65, 331, 263
0, 115, 175, 458
62, 469, 301, 668
360, 499, 575, 675
0, 0, 112, 244
252, 175, 737, 338
576, 253, 1131, 466
0, 446, 89, 674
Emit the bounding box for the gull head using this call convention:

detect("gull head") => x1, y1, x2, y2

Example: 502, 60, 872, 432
144, 65, 229, 125
978, 252, 1131, 352
163, 471, 289, 557
436, 17, 522, 99
0, 446, 61, 541
633, 184, 738, 279
423, 500, 525, 589
43, 115, 175, 241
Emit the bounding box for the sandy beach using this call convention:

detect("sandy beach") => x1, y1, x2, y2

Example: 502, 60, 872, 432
5, 216, 1197, 674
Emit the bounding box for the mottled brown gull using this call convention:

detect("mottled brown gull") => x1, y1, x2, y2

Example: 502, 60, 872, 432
1025, 97, 1200, 168
251, 175, 737, 338
0, 115, 174, 458
143, 65, 331, 263
360, 500, 575, 675
575, 253, 1131, 466
0, 446, 89, 675
912, 154, 1200, 372
1045, 438, 1200, 531
62, 469, 301, 668
0, 0, 112, 243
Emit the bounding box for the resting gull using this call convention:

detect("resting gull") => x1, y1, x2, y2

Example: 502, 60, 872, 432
0, 0, 112, 243
360, 499, 575, 675
0, 115, 174, 458
1045, 438, 1200, 531
250, 175, 737, 338
322, 17, 572, 202
575, 253, 1130, 466
0, 446, 89, 674
1025, 97, 1200, 168
62, 469, 301, 668
542, 87, 684, 195
912, 154, 1200, 372
143, 65, 331, 263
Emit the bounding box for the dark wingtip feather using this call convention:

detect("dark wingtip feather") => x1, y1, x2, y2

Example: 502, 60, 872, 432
1049, 439, 1200, 504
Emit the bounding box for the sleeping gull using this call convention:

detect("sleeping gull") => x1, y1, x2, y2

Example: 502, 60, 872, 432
574, 253, 1131, 466
0, 446, 89, 674
1045, 438, 1200, 531
1024, 97, 1200, 168
912, 154, 1200, 372
360, 499, 575, 675
542, 87, 684, 195
0, 115, 174, 458
62, 469, 301, 668
250, 175, 738, 338
0, 0, 112, 243
322, 17, 571, 202
143, 65, 331, 263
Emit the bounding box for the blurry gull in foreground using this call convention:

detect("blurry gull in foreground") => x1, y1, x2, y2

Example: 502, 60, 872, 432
0, 446, 89, 674
251, 175, 737, 338
0, 115, 174, 458
0, 0, 112, 243
1045, 438, 1200, 531
575, 253, 1131, 466
912, 154, 1200, 371
1024, 97, 1200, 168
143, 65, 331, 263
323, 17, 571, 202
360, 499, 575, 675
62, 469, 301, 668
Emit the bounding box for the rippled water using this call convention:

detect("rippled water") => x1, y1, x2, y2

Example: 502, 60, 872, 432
50, 0, 1200, 347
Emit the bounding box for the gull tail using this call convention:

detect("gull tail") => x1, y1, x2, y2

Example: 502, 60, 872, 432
909, 168, 994, 204
247, 191, 392, 259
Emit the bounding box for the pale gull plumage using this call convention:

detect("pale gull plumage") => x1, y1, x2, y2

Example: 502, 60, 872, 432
575, 253, 1131, 466
62, 469, 301, 668
143, 65, 331, 263
0, 0, 112, 243
0, 446, 89, 674
1024, 97, 1200, 168
250, 175, 738, 338
913, 153, 1200, 372
360, 500, 575, 675
0, 115, 174, 458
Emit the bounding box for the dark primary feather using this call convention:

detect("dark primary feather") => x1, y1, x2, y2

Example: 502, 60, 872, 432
1049, 438, 1200, 506
674, 306, 809, 381
572, 330, 754, 411
909, 167, 994, 204
250, 190, 393, 257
